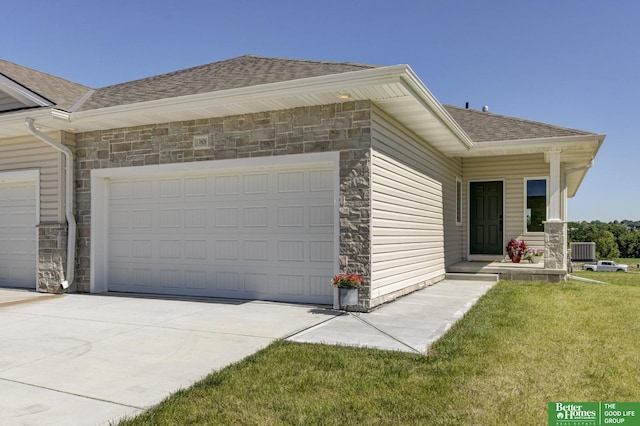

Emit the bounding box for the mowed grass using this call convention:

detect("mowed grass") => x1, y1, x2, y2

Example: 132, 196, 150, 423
120, 273, 640, 426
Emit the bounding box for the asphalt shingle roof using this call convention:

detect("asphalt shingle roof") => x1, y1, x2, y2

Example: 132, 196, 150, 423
0, 59, 90, 111
444, 104, 594, 142
78, 55, 378, 111
0, 54, 596, 143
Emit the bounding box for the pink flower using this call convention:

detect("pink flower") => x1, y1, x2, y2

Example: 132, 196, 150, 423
331, 273, 363, 288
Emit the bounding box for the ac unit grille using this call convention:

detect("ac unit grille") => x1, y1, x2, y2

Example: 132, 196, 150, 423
570, 242, 596, 262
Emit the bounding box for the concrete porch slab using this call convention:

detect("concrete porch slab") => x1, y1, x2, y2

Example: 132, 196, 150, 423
447, 261, 567, 282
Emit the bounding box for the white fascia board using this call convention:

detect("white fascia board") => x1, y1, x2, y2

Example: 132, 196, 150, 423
69, 66, 410, 121
451, 134, 605, 158
65, 65, 476, 153
0, 74, 52, 107
398, 66, 474, 150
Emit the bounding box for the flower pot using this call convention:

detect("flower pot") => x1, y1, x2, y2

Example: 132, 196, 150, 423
511, 256, 521, 263
339, 287, 359, 307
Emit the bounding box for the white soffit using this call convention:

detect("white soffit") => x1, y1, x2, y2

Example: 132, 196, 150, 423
58, 65, 474, 154
0, 110, 53, 138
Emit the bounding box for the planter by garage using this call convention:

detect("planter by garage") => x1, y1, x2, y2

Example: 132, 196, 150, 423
338, 287, 359, 307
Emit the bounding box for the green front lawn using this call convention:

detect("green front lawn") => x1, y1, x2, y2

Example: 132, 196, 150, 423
120, 274, 640, 426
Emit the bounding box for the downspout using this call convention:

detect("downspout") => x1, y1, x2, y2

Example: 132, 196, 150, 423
25, 117, 75, 290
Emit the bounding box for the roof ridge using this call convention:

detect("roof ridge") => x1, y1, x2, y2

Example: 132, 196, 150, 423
443, 104, 594, 136
240, 54, 380, 69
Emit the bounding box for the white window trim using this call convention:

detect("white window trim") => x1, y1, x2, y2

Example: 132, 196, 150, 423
455, 177, 462, 226
523, 176, 549, 234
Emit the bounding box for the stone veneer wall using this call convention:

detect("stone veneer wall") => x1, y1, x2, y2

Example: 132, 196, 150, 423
544, 220, 567, 282
38, 223, 67, 293
74, 101, 373, 308
338, 148, 371, 310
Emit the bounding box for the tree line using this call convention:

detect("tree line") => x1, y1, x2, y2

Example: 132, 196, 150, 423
568, 220, 640, 259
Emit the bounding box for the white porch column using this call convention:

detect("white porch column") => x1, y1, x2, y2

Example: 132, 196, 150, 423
547, 150, 562, 221
544, 150, 567, 279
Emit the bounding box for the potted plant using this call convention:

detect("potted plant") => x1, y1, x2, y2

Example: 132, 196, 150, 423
506, 239, 527, 263
523, 247, 543, 263
331, 273, 363, 307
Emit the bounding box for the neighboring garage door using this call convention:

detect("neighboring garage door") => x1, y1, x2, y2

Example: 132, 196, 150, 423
0, 179, 37, 289
106, 164, 336, 304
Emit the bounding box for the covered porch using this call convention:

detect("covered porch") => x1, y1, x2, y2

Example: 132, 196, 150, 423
447, 260, 567, 283
445, 107, 604, 284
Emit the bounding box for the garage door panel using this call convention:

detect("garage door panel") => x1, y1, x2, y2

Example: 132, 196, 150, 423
185, 270, 208, 289
161, 269, 185, 288
243, 174, 268, 194
310, 275, 334, 298
108, 264, 334, 303
310, 241, 334, 262
106, 165, 335, 304
278, 172, 305, 192
0, 180, 37, 289
309, 170, 334, 191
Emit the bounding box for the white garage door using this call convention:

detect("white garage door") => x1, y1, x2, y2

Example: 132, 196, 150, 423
0, 180, 37, 289
106, 165, 336, 304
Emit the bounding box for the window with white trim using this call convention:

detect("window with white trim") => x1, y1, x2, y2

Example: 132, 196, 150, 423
525, 178, 547, 232
456, 177, 462, 225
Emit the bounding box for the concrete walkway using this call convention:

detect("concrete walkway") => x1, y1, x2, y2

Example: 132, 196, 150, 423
0, 278, 495, 425
289, 278, 497, 353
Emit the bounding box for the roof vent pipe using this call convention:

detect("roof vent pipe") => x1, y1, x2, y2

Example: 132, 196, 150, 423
465, 102, 469, 109
482, 105, 489, 112
24, 117, 75, 290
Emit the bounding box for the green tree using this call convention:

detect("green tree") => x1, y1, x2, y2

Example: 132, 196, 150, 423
568, 220, 640, 258
595, 231, 620, 259
606, 223, 630, 241
568, 222, 597, 243
619, 231, 640, 258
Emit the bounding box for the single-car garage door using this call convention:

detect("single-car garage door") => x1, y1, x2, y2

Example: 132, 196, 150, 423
105, 164, 336, 304
0, 179, 37, 289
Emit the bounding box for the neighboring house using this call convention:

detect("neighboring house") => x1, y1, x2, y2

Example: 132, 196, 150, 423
0, 55, 604, 310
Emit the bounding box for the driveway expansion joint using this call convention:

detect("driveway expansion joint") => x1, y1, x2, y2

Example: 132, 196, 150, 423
347, 312, 422, 354
0, 377, 145, 410
282, 309, 343, 340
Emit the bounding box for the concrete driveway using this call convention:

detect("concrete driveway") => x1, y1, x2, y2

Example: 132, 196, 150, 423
0, 291, 338, 425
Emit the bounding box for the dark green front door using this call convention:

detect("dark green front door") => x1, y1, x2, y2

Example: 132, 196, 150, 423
470, 181, 503, 255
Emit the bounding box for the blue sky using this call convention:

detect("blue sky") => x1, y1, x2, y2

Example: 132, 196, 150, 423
3, 0, 637, 221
